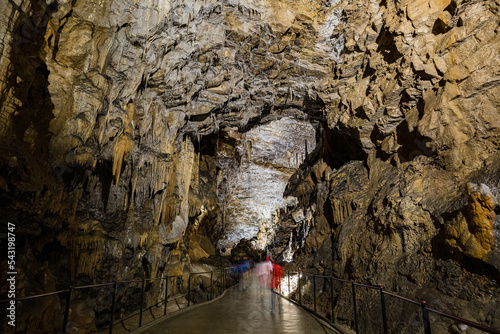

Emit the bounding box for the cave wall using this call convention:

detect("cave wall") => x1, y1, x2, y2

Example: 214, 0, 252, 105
0, 0, 499, 332
271, 0, 500, 330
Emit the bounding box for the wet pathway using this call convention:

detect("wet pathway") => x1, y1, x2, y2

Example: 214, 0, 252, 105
135, 273, 340, 334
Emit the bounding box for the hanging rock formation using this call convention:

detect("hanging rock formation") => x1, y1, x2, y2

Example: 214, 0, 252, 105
0, 0, 499, 332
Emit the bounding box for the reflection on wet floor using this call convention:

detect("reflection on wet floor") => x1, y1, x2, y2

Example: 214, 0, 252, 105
136, 271, 340, 334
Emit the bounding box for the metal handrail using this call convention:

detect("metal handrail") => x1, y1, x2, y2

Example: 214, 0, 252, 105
0, 267, 235, 334
73, 282, 114, 290
1, 289, 69, 301
280, 270, 500, 334
382, 290, 420, 305
427, 307, 500, 334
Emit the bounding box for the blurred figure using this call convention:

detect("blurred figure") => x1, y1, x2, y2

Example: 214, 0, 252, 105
237, 257, 253, 290
270, 260, 284, 313
256, 256, 272, 292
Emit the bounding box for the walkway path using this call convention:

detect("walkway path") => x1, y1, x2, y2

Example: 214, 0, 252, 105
135, 272, 340, 334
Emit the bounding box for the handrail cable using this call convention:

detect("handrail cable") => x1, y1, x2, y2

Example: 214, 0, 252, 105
280, 270, 499, 334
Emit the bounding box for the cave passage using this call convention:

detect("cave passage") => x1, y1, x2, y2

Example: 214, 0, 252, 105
217, 117, 317, 252
136, 274, 339, 334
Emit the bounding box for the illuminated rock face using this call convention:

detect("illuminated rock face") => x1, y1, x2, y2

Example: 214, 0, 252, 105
444, 183, 498, 265
217, 117, 316, 250
0, 0, 499, 332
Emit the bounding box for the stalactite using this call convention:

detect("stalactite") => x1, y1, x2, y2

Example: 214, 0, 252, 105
112, 132, 134, 185
191, 152, 200, 190
130, 162, 140, 206
59, 222, 106, 280
216, 169, 222, 197
150, 244, 162, 279
286, 151, 291, 167
150, 155, 177, 227
247, 140, 252, 163
140, 232, 149, 247
112, 103, 135, 185
331, 194, 354, 225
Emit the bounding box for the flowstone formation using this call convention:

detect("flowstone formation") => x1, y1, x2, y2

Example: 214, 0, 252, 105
0, 0, 499, 332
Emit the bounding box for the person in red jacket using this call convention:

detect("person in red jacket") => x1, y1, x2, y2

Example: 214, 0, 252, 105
271, 260, 284, 313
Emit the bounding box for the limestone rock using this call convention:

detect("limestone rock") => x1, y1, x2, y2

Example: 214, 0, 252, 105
444, 183, 499, 268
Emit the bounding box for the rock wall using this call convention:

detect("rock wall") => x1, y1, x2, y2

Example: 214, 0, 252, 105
0, 0, 499, 332
271, 0, 500, 330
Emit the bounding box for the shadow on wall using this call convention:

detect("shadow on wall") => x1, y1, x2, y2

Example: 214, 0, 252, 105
1, 1, 59, 155
321, 122, 367, 169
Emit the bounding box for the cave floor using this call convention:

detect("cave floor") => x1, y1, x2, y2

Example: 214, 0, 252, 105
135, 272, 341, 334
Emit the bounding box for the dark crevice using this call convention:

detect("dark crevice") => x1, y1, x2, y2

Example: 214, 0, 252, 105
362, 63, 376, 79
197, 131, 218, 155
413, 69, 434, 82
93, 160, 114, 213
117, 22, 130, 31
416, 97, 425, 119
322, 123, 367, 169
396, 120, 435, 162
141, 256, 150, 278
376, 27, 403, 64
189, 113, 211, 122
303, 93, 326, 118
432, 1, 457, 35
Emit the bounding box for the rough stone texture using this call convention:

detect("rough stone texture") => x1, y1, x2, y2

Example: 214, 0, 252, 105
0, 0, 499, 332
444, 183, 499, 267
270, 0, 500, 331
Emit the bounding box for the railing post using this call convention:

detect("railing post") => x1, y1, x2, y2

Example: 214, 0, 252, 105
109, 281, 117, 334
379, 286, 388, 334
351, 281, 359, 334
313, 274, 317, 313
187, 274, 192, 307
330, 277, 335, 324
139, 279, 145, 327
421, 300, 432, 334
62, 286, 73, 333
210, 270, 213, 301
298, 271, 302, 305
221, 269, 223, 294
287, 271, 290, 299
164, 276, 169, 316
222, 268, 227, 291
